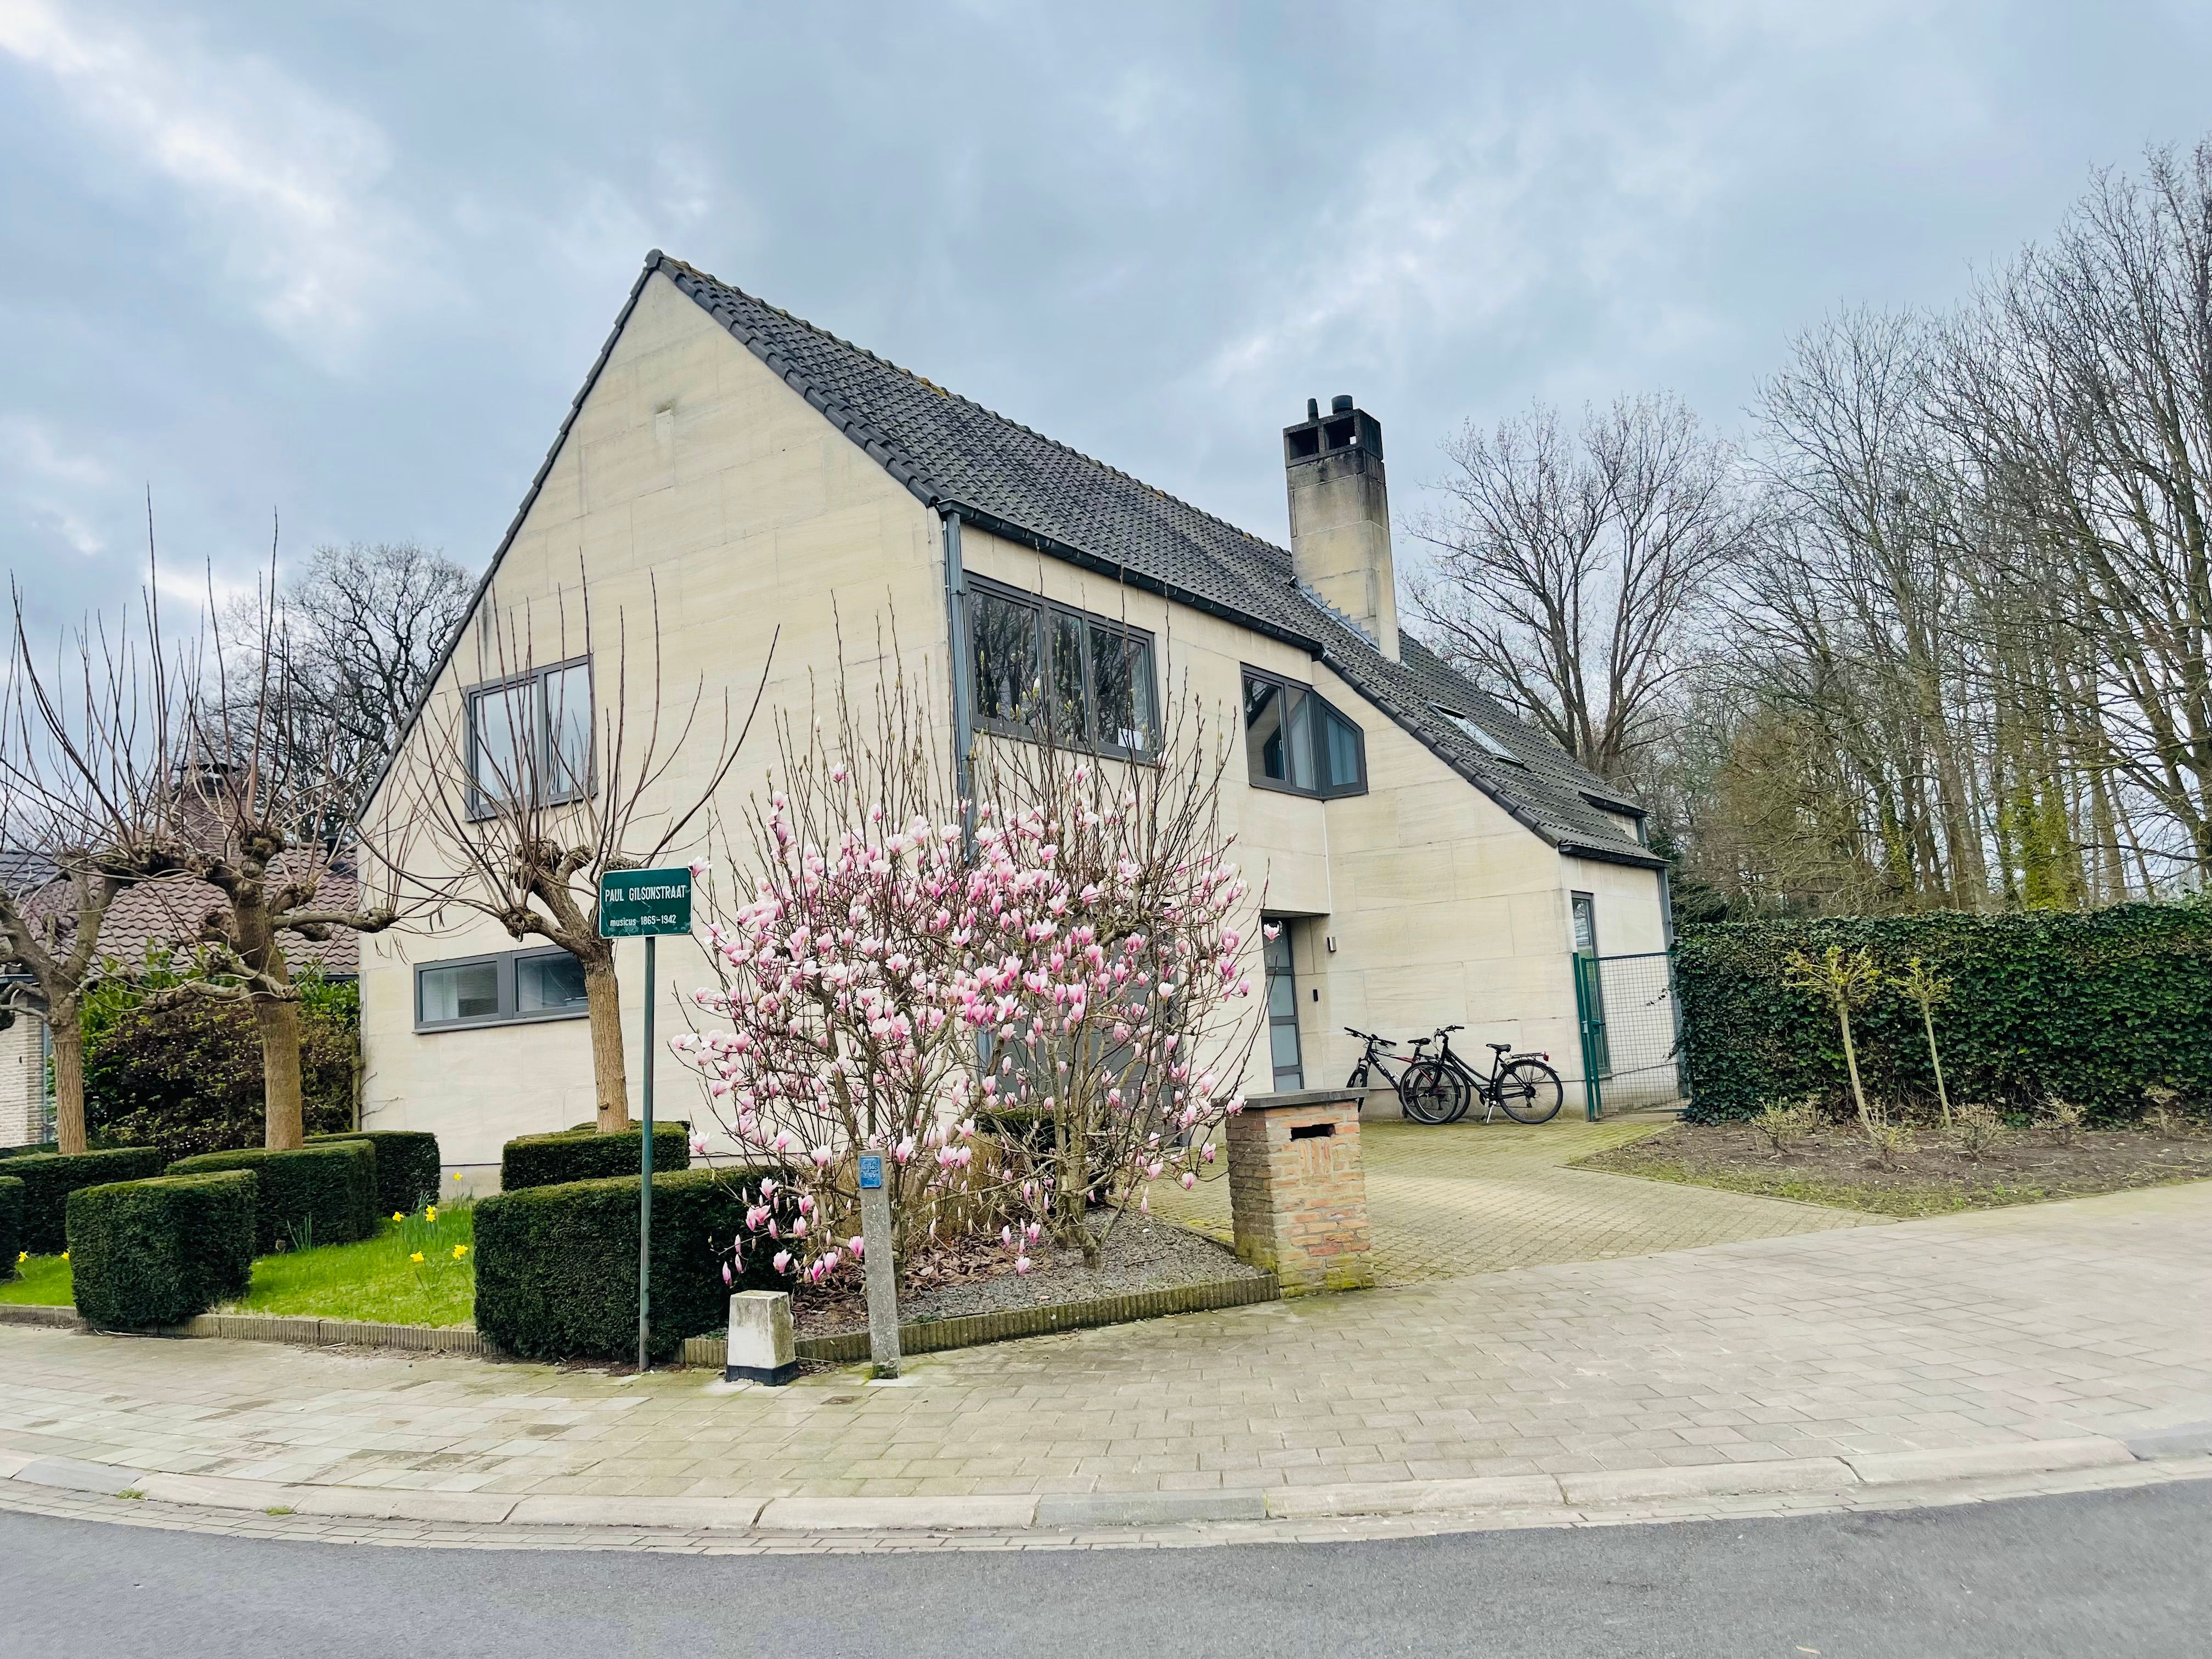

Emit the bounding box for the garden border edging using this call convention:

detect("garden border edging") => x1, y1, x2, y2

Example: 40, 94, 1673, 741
0, 1269, 1279, 1364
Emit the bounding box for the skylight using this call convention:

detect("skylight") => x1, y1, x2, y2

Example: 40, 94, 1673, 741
1432, 705, 1523, 765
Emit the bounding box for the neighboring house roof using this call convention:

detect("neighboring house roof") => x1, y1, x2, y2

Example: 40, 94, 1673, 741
441, 251, 1662, 869
0, 850, 57, 895
8, 856, 360, 980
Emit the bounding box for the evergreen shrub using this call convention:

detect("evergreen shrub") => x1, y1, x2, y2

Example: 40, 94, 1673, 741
499, 1123, 689, 1191
66, 1170, 256, 1328
1678, 904, 2212, 1122
473, 1165, 790, 1362
0, 1175, 20, 1276
166, 1141, 377, 1253
0, 1147, 167, 1254
310, 1130, 442, 1216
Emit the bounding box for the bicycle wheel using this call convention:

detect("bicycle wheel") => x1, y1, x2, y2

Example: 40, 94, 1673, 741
1441, 1064, 1474, 1122
1401, 1060, 1464, 1125
1495, 1059, 1564, 1124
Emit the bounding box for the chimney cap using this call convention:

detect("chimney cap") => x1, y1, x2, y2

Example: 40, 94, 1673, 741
1330, 394, 1354, 414
1306, 397, 1319, 421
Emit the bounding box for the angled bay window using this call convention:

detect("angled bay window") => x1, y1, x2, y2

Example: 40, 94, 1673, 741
968, 578, 1157, 757
1243, 668, 1365, 798
467, 658, 592, 815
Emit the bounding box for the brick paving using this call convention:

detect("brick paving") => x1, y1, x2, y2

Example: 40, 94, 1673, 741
1152, 1112, 1883, 1283
1, 1181, 2205, 1511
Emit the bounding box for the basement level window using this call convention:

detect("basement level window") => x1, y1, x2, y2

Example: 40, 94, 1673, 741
416, 946, 590, 1032
1432, 704, 1525, 766
1243, 669, 1365, 798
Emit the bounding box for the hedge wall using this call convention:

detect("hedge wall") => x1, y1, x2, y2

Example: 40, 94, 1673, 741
500, 1123, 690, 1192
473, 1165, 789, 1363
167, 1141, 376, 1253
83, 974, 358, 1164
67, 1170, 256, 1329
1677, 903, 2212, 1122
310, 1130, 441, 1217
0, 1176, 20, 1277
0, 1147, 167, 1255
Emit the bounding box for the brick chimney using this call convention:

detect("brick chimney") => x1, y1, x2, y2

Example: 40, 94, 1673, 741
1283, 394, 1399, 660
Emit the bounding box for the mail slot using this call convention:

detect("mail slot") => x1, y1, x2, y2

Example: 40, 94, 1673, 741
1289, 1122, 1335, 1141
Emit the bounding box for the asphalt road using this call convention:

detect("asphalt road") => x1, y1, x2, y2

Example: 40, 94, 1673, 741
8, 1479, 2209, 1658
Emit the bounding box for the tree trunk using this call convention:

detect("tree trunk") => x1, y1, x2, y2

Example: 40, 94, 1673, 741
49, 1008, 87, 1156
257, 995, 306, 1150
584, 961, 630, 1132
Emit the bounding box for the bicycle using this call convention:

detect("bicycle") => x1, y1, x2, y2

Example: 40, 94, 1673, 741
1418, 1025, 1564, 1125
1342, 1028, 1459, 1124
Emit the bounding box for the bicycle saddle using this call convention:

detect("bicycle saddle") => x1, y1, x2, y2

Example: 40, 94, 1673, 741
1486, 1041, 1512, 1053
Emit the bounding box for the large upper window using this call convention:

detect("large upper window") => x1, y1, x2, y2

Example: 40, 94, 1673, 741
467, 659, 591, 814
969, 580, 1157, 757
1243, 669, 1365, 798
416, 945, 591, 1031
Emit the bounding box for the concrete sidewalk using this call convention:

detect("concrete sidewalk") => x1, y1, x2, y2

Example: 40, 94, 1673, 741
2, 1182, 2207, 1541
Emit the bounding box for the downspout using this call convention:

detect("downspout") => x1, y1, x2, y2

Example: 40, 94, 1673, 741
940, 508, 975, 856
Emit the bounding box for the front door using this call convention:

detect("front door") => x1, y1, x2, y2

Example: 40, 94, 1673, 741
1263, 923, 1304, 1092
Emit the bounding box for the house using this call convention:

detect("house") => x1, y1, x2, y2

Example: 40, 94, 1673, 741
357, 253, 1676, 1176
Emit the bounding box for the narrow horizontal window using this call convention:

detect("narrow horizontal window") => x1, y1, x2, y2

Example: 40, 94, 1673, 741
415, 947, 592, 1032
1244, 669, 1365, 798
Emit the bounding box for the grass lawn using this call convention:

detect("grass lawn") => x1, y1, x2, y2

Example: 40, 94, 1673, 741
2, 1254, 73, 1305
1577, 1121, 2212, 1217
232, 1203, 475, 1326
2, 1205, 476, 1326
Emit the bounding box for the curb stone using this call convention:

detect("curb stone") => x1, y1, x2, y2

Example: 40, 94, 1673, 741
7, 1434, 2195, 1537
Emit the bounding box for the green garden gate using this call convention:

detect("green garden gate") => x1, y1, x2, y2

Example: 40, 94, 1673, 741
1572, 950, 1685, 1120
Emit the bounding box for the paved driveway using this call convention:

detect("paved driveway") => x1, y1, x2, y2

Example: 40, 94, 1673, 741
1149, 1111, 1884, 1283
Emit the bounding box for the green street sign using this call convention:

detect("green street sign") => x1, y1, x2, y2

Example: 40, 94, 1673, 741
597, 867, 695, 938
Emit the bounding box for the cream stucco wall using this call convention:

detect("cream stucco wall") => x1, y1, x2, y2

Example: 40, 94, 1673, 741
360, 271, 1672, 1172
358, 272, 947, 1171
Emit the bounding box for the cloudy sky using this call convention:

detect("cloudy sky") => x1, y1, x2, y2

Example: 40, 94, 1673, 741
4, 0, 2210, 637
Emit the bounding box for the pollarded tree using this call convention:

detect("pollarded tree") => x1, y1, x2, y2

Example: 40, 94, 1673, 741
376, 571, 772, 1132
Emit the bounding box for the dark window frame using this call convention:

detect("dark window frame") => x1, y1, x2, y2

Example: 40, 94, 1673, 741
966, 577, 1159, 760
464, 656, 595, 820
1242, 666, 1368, 799
414, 944, 592, 1033
1262, 919, 1305, 1092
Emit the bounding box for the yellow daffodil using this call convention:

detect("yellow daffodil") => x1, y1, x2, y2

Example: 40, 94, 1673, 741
409, 1251, 425, 1264
450, 1171, 462, 1182
426, 1206, 438, 1222
392, 1211, 404, 1222
59, 1251, 67, 1261
15, 1251, 24, 1264
452, 1244, 468, 1260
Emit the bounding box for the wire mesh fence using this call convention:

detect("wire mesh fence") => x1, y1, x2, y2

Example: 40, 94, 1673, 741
1572, 950, 1685, 1116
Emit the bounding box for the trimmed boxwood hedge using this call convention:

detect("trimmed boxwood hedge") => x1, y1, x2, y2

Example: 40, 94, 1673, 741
310, 1130, 442, 1216
1678, 903, 2212, 1122
473, 1165, 790, 1363
0, 1147, 166, 1255
500, 1123, 690, 1192
0, 1175, 20, 1277
166, 1141, 377, 1253
67, 1170, 256, 1329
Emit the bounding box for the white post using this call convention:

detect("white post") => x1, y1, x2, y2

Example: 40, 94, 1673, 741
725, 1290, 797, 1385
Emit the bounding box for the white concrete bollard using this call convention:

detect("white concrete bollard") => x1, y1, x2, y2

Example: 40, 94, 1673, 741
725, 1289, 798, 1385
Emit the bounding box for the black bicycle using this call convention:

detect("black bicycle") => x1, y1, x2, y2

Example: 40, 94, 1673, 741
1342, 1028, 1458, 1124
1419, 1025, 1565, 1125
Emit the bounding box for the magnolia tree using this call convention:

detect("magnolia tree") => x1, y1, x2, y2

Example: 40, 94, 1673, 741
674, 653, 1265, 1285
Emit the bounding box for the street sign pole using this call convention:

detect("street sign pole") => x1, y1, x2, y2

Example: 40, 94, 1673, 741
597, 867, 695, 1378
636, 930, 655, 1374
857, 1152, 900, 1378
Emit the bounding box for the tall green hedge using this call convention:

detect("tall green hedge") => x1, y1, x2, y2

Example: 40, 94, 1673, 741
67, 1170, 256, 1329
1677, 903, 2212, 1122
473, 1165, 789, 1363
0, 1176, 21, 1277
0, 1147, 167, 1255
166, 1141, 376, 1252
500, 1123, 690, 1192
310, 1130, 441, 1216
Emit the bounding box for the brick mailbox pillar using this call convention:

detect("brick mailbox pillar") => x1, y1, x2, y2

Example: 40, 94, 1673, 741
1224, 1088, 1375, 1295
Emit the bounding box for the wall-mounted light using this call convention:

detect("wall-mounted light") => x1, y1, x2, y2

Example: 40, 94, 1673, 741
1324, 934, 1338, 954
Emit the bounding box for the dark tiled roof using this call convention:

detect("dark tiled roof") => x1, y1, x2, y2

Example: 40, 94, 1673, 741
654, 254, 1658, 867
3, 857, 360, 978
0, 850, 57, 894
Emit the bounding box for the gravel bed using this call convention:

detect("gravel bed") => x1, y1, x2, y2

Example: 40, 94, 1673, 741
794, 1215, 1261, 1338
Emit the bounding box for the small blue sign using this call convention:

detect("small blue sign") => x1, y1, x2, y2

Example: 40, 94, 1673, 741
857, 1154, 884, 1190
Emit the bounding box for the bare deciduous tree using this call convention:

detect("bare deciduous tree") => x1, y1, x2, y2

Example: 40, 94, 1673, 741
1409, 395, 1756, 784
